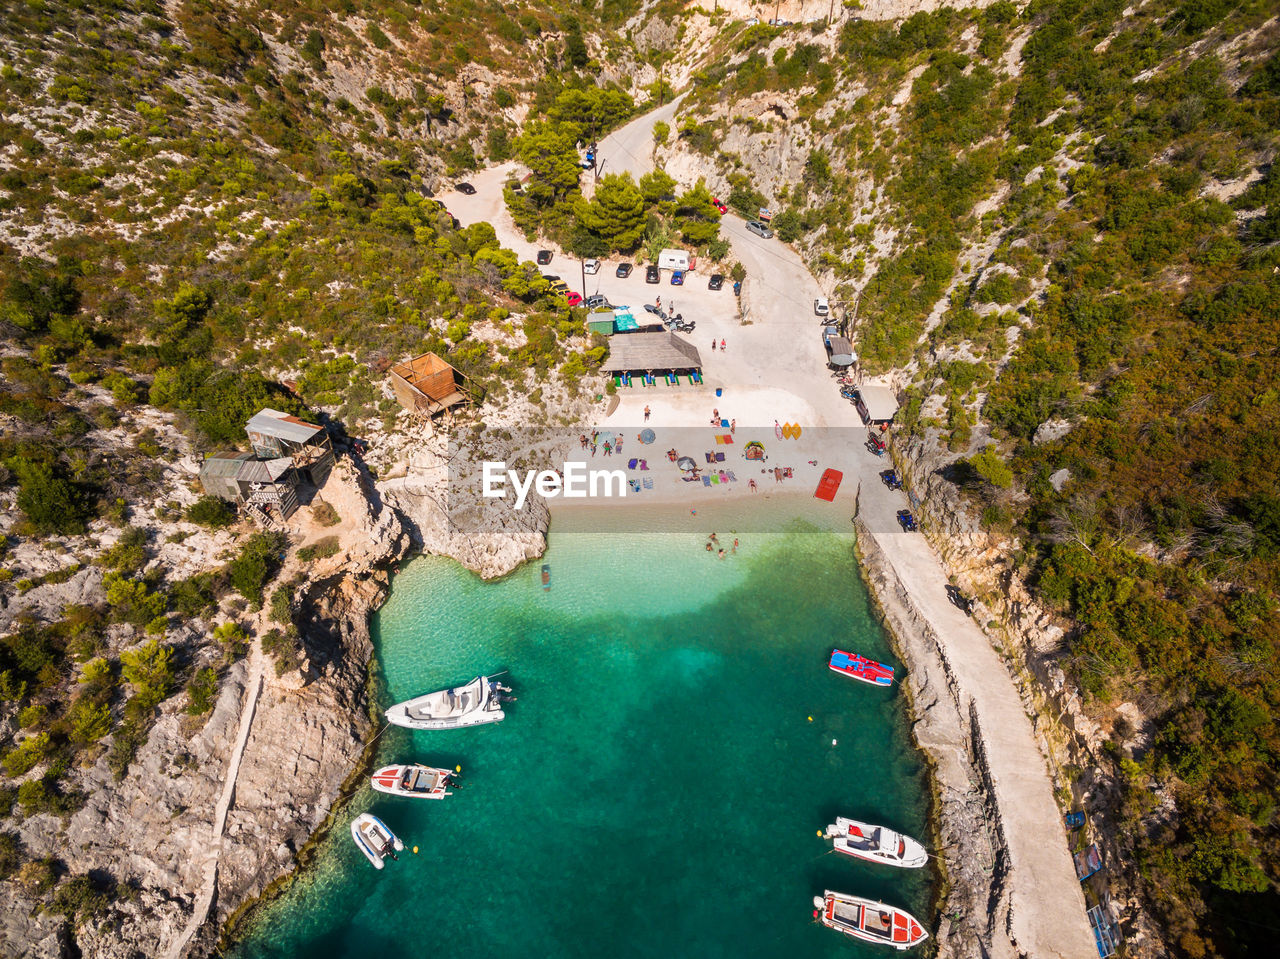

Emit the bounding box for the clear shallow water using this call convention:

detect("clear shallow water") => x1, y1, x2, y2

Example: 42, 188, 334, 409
232, 520, 932, 958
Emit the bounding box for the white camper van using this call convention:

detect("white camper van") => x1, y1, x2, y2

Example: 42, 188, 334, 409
657, 248, 690, 272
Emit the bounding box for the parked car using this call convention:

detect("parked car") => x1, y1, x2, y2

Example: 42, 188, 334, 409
814, 297, 830, 317
670, 269, 684, 286
541, 274, 560, 282
708, 273, 724, 291
746, 220, 774, 239
536, 250, 553, 265
584, 258, 600, 275
584, 294, 611, 310
549, 280, 569, 294
645, 264, 660, 283
566, 291, 582, 307
616, 262, 633, 278
456, 182, 476, 195
712, 197, 728, 214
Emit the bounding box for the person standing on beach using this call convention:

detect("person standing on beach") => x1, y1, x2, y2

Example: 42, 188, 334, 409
730, 419, 736, 434
644, 405, 651, 422
711, 338, 716, 351
720, 338, 726, 351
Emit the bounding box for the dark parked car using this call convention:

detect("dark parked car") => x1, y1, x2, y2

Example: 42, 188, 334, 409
541, 274, 560, 282
645, 264, 660, 284
616, 262, 633, 278
708, 273, 724, 291
946, 585, 974, 615
670, 270, 684, 286
456, 182, 476, 195
536, 250, 553, 265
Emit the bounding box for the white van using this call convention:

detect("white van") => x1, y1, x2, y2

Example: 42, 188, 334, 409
657, 248, 690, 272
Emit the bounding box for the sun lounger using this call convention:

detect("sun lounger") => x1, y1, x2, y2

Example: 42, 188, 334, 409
691, 371, 703, 384
644, 373, 655, 386
666, 373, 679, 385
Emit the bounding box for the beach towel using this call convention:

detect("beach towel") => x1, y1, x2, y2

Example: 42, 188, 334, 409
639, 460, 649, 470
643, 478, 654, 489
727, 471, 737, 482
715, 434, 734, 445
705, 452, 714, 463
702, 476, 711, 487
629, 479, 640, 492
720, 419, 729, 428
711, 474, 721, 485
715, 452, 725, 462
628, 458, 638, 469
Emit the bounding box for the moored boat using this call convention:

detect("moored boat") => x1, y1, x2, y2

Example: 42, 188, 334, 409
371, 763, 456, 799
351, 813, 403, 870
385, 675, 511, 730
828, 649, 894, 687
541, 564, 551, 591
812, 891, 928, 950
823, 817, 928, 868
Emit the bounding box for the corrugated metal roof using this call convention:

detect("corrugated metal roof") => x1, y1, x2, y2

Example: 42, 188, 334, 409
237, 457, 294, 483
246, 408, 324, 443
199, 451, 255, 479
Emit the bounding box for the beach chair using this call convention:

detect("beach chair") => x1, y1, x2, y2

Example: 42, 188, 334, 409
666, 373, 679, 385
628, 458, 638, 469
644, 373, 655, 386
691, 371, 703, 384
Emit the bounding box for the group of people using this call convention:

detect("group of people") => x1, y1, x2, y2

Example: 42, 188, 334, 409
710, 338, 726, 351
578, 432, 622, 457
703, 531, 739, 559
708, 408, 736, 433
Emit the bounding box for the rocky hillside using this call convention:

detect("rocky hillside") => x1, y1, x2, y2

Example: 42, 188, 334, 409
659, 2, 1280, 956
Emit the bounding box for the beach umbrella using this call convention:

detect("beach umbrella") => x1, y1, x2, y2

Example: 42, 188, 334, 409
638, 428, 656, 444
596, 430, 616, 444
676, 456, 697, 471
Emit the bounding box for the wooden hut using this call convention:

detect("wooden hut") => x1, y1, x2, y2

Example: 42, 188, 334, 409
245, 408, 335, 487
387, 352, 473, 416
198, 452, 300, 527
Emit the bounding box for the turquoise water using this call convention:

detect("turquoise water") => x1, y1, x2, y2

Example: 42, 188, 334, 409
232, 516, 931, 957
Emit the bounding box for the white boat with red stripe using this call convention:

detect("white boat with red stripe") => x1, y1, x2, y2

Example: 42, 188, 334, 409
823, 817, 928, 868
371, 763, 456, 800
813, 891, 928, 950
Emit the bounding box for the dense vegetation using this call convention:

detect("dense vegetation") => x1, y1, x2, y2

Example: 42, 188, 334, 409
679, 2, 1280, 955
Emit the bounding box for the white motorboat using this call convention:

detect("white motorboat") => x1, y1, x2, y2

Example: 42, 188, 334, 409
351, 813, 403, 869
823, 817, 928, 869
812, 891, 928, 950
371, 763, 456, 799
385, 675, 510, 730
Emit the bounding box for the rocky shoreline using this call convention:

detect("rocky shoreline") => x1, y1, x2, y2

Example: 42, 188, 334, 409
854, 507, 1017, 959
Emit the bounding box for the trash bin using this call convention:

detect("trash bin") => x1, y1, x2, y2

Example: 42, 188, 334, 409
715, 388, 722, 397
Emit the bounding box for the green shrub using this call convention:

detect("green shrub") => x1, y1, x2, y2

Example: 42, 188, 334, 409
0, 832, 20, 880
227, 531, 287, 605
185, 667, 219, 716
186, 496, 236, 528
10, 458, 92, 535
119, 640, 174, 711
297, 535, 340, 563
3, 732, 52, 777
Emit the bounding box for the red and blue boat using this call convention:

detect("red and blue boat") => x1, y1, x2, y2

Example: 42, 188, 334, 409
829, 649, 894, 688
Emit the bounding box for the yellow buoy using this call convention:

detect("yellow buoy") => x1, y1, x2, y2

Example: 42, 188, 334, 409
412, 846, 419, 854
455, 765, 462, 773
816, 830, 823, 837
807, 716, 813, 722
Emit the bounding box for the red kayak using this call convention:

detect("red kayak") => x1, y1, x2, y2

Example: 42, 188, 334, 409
829, 649, 894, 687
814, 468, 843, 502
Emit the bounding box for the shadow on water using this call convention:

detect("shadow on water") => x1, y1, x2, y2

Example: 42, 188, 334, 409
231, 521, 932, 959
